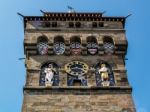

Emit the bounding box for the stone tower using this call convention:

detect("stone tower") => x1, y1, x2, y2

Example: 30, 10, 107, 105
22, 11, 136, 112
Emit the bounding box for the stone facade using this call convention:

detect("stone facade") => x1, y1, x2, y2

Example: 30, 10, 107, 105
22, 92, 135, 112
25, 55, 128, 87
22, 12, 136, 112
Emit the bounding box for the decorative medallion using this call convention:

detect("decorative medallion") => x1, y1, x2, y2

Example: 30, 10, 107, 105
37, 42, 48, 55
70, 42, 82, 55
53, 42, 65, 55
103, 42, 114, 54
87, 42, 98, 55
65, 61, 89, 76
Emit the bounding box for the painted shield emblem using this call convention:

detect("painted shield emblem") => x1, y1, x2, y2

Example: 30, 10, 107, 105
53, 42, 65, 55
103, 42, 114, 54
87, 42, 98, 55
71, 49, 82, 55
37, 42, 48, 55
70, 42, 81, 55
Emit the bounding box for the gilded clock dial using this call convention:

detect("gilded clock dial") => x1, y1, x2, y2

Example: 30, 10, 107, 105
65, 61, 89, 76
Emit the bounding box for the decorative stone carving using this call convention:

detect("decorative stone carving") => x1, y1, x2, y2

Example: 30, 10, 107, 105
95, 61, 115, 87
39, 62, 59, 86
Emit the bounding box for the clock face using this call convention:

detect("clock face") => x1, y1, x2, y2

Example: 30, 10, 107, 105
53, 42, 65, 55
65, 61, 89, 76
87, 42, 98, 55
37, 42, 48, 55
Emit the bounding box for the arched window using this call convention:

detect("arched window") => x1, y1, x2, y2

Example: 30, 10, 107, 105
44, 22, 51, 27
69, 22, 74, 28
92, 22, 97, 28
70, 36, 82, 55
95, 61, 115, 87
39, 62, 59, 86
103, 36, 114, 54
52, 22, 57, 27
37, 36, 48, 55
53, 36, 65, 55
75, 22, 81, 28
99, 22, 104, 27
70, 36, 81, 43
87, 36, 98, 55
54, 36, 64, 43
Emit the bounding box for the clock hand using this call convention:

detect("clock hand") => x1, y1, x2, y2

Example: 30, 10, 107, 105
71, 67, 82, 70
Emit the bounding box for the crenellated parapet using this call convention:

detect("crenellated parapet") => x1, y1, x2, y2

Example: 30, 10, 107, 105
22, 11, 135, 112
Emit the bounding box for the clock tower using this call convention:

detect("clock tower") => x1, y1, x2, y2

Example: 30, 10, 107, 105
22, 11, 136, 112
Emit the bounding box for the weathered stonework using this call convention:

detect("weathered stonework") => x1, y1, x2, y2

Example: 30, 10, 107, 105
25, 55, 128, 87
22, 12, 136, 112
23, 94, 135, 112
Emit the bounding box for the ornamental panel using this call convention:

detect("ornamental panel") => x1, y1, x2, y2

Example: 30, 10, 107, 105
39, 62, 59, 86
95, 61, 115, 87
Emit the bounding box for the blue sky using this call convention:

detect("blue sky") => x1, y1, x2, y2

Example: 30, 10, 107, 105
0, 0, 150, 112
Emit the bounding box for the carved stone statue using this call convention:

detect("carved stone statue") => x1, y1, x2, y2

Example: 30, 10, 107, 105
98, 63, 110, 86
44, 64, 55, 86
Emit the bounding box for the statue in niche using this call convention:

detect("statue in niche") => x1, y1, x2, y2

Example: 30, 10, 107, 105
98, 63, 110, 86
44, 64, 56, 86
